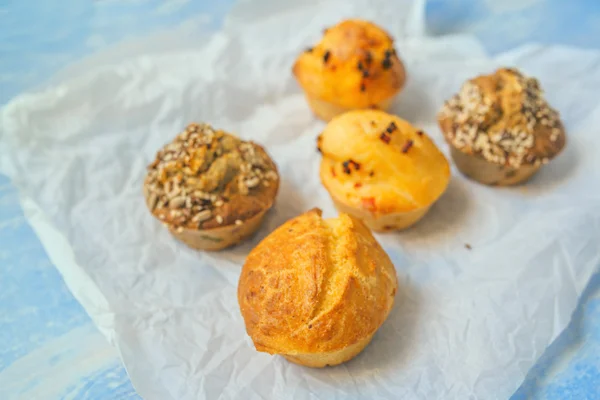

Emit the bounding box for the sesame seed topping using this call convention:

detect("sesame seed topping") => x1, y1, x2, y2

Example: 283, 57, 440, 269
439, 69, 563, 167
235, 219, 243, 226
216, 215, 224, 224
144, 123, 279, 230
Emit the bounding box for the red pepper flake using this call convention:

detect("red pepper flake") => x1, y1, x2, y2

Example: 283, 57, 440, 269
317, 146, 322, 153
354, 182, 362, 189
331, 166, 337, 177
362, 69, 370, 78
357, 60, 364, 71
360, 82, 366, 92
369, 171, 375, 177
365, 51, 372, 65
384, 49, 394, 58
361, 197, 377, 212
417, 130, 424, 136
370, 120, 376, 127
386, 121, 397, 134
382, 57, 393, 70
323, 50, 331, 64
349, 159, 361, 170
342, 161, 351, 174
342, 159, 361, 174
380, 133, 391, 144
402, 139, 414, 153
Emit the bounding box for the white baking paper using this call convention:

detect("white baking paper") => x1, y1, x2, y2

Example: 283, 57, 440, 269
1, 0, 600, 398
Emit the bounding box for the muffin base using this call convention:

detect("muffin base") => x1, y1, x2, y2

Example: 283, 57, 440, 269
306, 95, 395, 122
329, 194, 431, 232
282, 333, 374, 368
167, 210, 268, 251
451, 147, 541, 186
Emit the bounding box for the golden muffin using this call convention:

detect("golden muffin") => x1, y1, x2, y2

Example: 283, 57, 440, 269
143, 123, 279, 251
238, 208, 398, 368
438, 67, 566, 185
293, 19, 406, 121
318, 110, 450, 232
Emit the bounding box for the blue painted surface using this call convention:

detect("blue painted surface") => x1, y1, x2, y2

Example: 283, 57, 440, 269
0, 0, 599, 399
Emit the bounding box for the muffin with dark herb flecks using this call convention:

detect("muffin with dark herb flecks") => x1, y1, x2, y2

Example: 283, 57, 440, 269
143, 123, 279, 251
318, 110, 449, 231
438, 68, 566, 186
293, 19, 406, 122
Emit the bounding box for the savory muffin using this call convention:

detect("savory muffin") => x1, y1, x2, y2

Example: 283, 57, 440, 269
143, 123, 279, 251
238, 208, 398, 368
293, 19, 406, 121
318, 110, 450, 231
438, 67, 566, 185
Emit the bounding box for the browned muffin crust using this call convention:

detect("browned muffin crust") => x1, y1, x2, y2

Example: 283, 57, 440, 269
438, 68, 566, 168
238, 208, 397, 358
144, 123, 279, 231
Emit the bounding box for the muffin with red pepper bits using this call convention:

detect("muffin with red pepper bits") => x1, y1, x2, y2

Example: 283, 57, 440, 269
318, 110, 450, 232
143, 123, 279, 251
293, 19, 406, 122
438, 68, 566, 186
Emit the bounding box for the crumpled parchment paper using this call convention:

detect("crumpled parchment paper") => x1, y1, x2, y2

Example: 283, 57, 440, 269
1, 0, 600, 398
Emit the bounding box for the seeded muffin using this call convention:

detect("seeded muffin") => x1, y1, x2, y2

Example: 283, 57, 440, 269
143, 123, 279, 251
238, 208, 398, 367
438, 68, 566, 186
318, 110, 450, 231
293, 19, 406, 122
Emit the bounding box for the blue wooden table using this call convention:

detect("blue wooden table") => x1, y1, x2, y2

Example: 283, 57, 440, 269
1, 1, 599, 398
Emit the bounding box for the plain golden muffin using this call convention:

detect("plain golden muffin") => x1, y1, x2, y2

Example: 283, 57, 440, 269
318, 110, 450, 231
293, 19, 406, 121
143, 123, 279, 251
438, 67, 566, 185
238, 208, 398, 368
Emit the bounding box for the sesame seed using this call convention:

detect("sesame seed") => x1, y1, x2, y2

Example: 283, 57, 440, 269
440, 70, 557, 167
235, 219, 243, 226
216, 215, 224, 224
